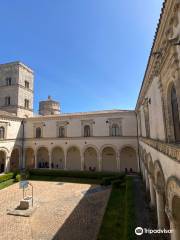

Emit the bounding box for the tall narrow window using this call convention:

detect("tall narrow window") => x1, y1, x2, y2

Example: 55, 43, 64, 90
36, 127, 42, 138
0, 127, 5, 139
171, 85, 180, 142
84, 125, 91, 137
24, 99, 29, 109
5, 96, 10, 106
6, 77, 11, 86
25, 81, 29, 89
144, 101, 150, 138
59, 127, 65, 137
111, 124, 120, 136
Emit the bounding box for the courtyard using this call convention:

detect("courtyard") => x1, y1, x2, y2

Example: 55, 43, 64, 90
0, 181, 111, 240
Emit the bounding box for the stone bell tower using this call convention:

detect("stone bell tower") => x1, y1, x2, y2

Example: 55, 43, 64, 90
0, 61, 34, 117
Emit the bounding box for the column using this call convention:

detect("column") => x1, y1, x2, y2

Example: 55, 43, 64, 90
49, 152, 52, 169
145, 169, 150, 191
98, 154, 102, 172
156, 188, 166, 229
64, 153, 67, 170
5, 156, 10, 172
81, 153, 84, 171
149, 176, 156, 208
34, 153, 37, 168
117, 152, 120, 171
166, 206, 180, 240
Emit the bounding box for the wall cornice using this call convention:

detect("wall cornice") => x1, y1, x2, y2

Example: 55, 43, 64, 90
139, 137, 180, 163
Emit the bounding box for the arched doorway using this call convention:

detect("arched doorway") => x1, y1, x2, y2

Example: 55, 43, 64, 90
37, 147, 49, 168
51, 147, 65, 169
66, 147, 81, 170
120, 146, 138, 172
25, 148, 35, 169
102, 147, 117, 172
0, 151, 6, 173
10, 148, 19, 171
84, 147, 98, 171
171, 84, 180, 142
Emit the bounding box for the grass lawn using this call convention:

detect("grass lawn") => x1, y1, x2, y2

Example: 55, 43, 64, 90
0, 179, 14, 190
97, 176, 135, 240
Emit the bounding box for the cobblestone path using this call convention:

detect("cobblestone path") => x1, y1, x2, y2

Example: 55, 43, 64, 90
0, 181, 111, 240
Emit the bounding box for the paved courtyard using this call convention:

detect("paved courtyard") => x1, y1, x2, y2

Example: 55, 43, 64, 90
0, 181, 111, 240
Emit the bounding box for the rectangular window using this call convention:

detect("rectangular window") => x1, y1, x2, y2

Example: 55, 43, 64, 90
25, 81, 30, 89
24, 99, 29, 109
5, 96, 11, 106
6, 77, 11, 86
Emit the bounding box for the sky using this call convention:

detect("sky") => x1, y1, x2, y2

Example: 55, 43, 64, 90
0, 0, 164, 113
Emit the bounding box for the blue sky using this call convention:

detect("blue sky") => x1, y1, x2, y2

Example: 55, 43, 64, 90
0, 0, 163, 113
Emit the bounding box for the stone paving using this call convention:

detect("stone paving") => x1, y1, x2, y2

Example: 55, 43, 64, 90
0, 181, 111, 240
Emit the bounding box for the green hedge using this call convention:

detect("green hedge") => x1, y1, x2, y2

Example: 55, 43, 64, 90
29, 169, 123, 180
0, 172, 14, 183
101, 174, 126, 186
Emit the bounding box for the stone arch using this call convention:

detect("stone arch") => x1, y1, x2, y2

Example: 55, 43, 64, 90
154, 160, 165, 192
37, 147, 49, 168
25, 148, 35, 169
147, 153, 154, 177
0, 150, 6, 173
51, 146, 65, 169
10, 148, 20, 171
101, 146, 117, 172
166, 177, 180, 238
84, 146, 98, 171
120, 145, 138, 172
66, 146, 81, 170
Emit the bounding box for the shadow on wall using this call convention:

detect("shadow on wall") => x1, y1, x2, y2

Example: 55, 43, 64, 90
52, 185, 110, 240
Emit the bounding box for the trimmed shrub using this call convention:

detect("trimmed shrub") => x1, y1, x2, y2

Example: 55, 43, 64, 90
15, 174, 21, 182
101, 173, 126, 186
0, 173, 14, 183
29, 169, 122, 180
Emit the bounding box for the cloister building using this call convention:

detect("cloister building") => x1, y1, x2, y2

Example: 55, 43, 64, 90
0, 0, 180, 239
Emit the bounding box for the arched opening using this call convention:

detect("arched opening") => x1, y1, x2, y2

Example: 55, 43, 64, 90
36, 127, 42, 138
111, 124, 120, 136
84, 147, 98, 171
120, 146, 138, 172
84, 125, 91, 137
66, 147, 81, 170
0, 151, 6, 173
155, 164, 169, 229
171, 84, 180, 142
10, 148, 19, 171
102, 147, 117, 172
171, 195, 180, 238
37, 147, 49, 168
0, 127, 5, 139
25, 148, 35, 169
51, 147, 65, 169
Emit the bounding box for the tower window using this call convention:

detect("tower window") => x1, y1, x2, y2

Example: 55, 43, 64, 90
6, 77, 12, 86
84, 125, 91, 137
25, 81, 29, 89
0, 127, 5, 139
5, 96, 10, 106
111, 124, 120, 136
36, 127, 42, 138
59, 126, 65, 137
24, 99, 29, 109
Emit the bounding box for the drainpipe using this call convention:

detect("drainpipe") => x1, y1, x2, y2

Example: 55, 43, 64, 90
135, 111, 141, 174
21, 120, 25, 171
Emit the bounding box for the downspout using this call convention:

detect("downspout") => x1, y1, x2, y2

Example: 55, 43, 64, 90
135, 111, 141, 175
21, 120, 25, 170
